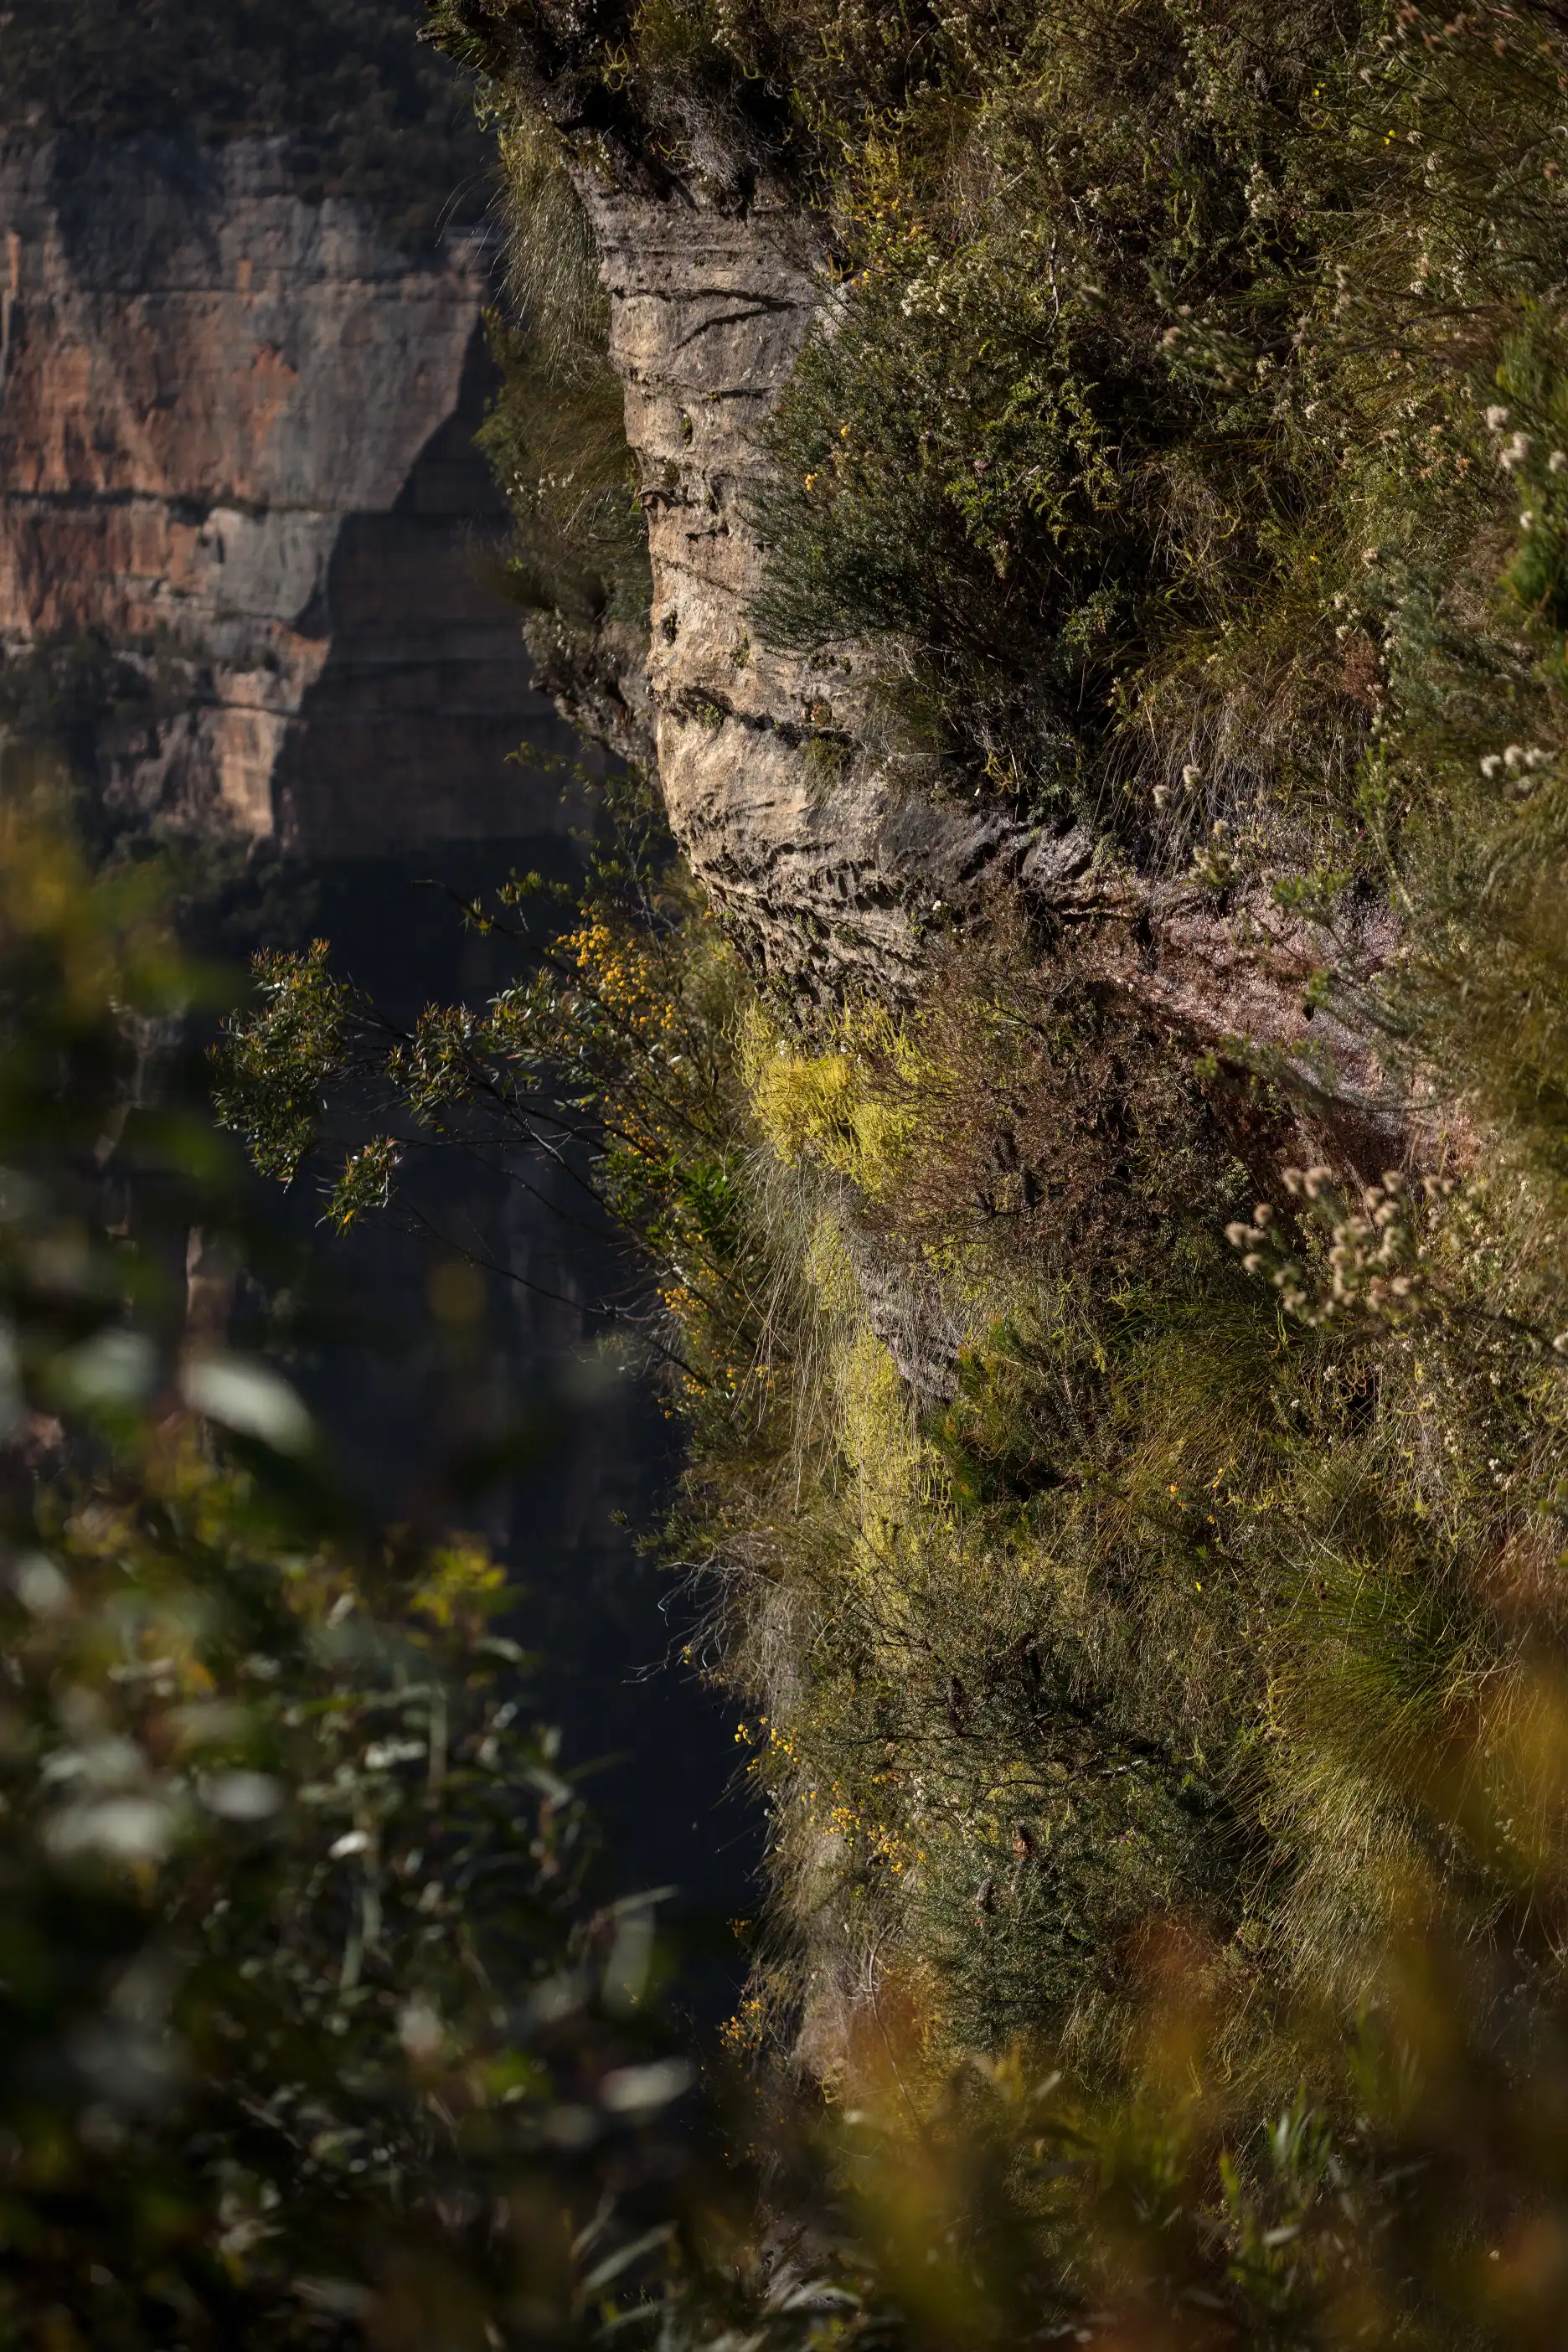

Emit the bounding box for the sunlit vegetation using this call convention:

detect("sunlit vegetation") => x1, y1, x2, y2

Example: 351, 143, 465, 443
196, 0, 1568, 2341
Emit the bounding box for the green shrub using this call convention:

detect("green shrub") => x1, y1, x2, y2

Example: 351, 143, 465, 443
752, 241, 1134, 802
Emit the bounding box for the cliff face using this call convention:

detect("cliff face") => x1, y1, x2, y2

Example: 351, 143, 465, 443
0, 134, 585, 851
0, 111, 1400, 1149
574, 178, 1403, 1168
584, 186, 950, 993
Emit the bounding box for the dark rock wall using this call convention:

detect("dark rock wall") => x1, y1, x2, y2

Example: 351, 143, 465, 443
0, 134, 580, 850
273, 323, 591, 854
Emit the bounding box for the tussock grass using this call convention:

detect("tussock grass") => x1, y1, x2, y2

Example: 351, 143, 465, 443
652, 931, 1568, 2132
472, 107, 652, 714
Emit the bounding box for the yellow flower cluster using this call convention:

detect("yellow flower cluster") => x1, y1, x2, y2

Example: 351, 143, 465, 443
563, 918, 679, 1044
718, 1991, 768, 2055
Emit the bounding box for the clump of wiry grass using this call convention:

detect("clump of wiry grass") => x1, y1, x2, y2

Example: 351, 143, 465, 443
664, 916, 1568, 2121
471, 102, 652, 730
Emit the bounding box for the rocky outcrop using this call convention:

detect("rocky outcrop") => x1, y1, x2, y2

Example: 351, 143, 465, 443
585, 186, 950, 993
0, 135, 587, 850
0, 115, 1400, 1142
579, 180, 1403, 1166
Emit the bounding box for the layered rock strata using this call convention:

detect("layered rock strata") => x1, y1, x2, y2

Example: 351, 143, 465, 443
576, 179, 1401, 1168
0, 135, 585, 850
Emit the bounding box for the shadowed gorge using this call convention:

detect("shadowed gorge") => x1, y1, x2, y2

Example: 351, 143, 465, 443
22, 0, 1568, 2345
269, 326, 593, 853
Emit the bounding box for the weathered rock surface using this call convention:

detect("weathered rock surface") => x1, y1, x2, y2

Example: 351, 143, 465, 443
585, 185, 946, 992
0, 135, 585, 849
580, 180, 1403, 1166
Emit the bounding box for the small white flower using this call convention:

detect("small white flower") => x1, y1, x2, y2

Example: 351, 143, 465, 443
201, 1772, 282, 1823
1180, 763, 1203, 787
1521, 509, 1536, 531
1500, 431, 1534, 472
329, 1829, 370, 1860
397, 1999, 445, 2063
1484, 404, 1511, 431
1480, 754, 1503, 777
1551, 451, 1568, 473
1504, 744, 1526, 770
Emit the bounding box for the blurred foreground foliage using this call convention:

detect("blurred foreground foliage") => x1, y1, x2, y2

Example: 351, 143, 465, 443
0, 803, 725, 2348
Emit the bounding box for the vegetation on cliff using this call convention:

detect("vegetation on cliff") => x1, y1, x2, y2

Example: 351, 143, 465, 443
186, 0, 1568, 2340
472, 111, 655, 761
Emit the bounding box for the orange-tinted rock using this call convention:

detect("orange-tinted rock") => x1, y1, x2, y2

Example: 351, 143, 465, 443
0, 136, 585, 848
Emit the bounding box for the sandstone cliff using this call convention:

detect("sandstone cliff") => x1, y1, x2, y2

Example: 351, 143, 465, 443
0, 134, 587, 852
0, 111, 1400, 1159
575, 177, 1403, 1170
